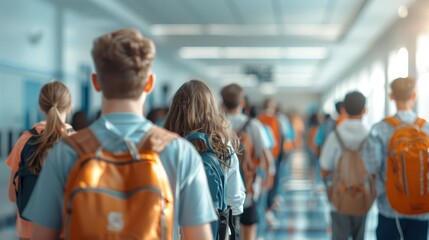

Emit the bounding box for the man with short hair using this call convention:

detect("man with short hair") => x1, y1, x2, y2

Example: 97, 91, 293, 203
363, 77, 429, 240
320, 91, 369, 240
221, 84, 275, 240
23, 29, 217, 240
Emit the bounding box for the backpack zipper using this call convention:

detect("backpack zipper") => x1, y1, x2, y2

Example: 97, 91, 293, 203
420, 150, 424, 196
427, 150, 429, 194
402, 151, 409, 196
391, 138, 429, 150
66, 186, 167, 240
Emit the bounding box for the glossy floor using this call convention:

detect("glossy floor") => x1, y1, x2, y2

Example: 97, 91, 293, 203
263, 150, 378, 240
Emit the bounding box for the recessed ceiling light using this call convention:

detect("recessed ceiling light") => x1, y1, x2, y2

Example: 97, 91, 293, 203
398, 5, 408, 18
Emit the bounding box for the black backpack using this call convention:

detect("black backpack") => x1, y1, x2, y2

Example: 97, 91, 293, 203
13, 128, 40, 221
186, 132, 236, 240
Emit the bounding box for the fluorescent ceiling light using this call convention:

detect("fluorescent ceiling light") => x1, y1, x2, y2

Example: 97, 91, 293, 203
151, 25, 204, 35
283, 25, 341, 38
207, 25, 278, 36
151, 24, 341, 39
179, 47, 328, 60
179, 47, 222, 59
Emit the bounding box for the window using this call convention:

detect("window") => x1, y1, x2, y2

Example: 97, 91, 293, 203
387, 47, 409, 115
417, 35, 429, 119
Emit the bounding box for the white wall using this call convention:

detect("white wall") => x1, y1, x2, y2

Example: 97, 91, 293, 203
0, 1, 58, 128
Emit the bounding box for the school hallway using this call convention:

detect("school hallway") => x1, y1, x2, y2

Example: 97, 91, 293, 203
0, 150, 380, 240
263, 149, 378, 240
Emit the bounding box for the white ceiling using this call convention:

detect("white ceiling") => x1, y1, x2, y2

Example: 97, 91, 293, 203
49, 0, 417, 93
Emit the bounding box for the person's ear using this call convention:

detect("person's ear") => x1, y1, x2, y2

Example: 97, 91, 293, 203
91, 73, 102, 92
143, 73, 156, 94
362, 108, 367, 115
389, 93, 395, 101
411, 91, 417, 101
240, 98, 246, 107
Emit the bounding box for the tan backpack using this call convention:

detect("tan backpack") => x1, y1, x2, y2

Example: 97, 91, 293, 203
385, 116, 429, 215
329, 129, 376, 216
63, 126, 177, 240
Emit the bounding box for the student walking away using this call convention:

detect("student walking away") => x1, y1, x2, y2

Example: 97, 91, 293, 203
305, 113, 322, 192
276, 107, 295, 154
315, 113, 335, 149
363, 77, 429, 240
316, 101, 347, 150
221, 84, 275, 240
6, 81, 73, 240
334, 101, 348, 127
22, 29, 217, 240
164, 79, 245, 240
257, 99, 284, 224
320, 91, 375, 240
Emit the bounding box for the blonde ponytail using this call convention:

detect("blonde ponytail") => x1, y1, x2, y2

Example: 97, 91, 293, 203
27, 81, 71, 174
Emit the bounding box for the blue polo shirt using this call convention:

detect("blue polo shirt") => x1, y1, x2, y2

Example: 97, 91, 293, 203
23, 113, 218, 238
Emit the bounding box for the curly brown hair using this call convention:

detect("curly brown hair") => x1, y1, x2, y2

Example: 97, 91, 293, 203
91, 28, 155, 99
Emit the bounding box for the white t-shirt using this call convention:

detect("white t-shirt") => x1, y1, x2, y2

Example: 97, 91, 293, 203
224, 151, 246, 215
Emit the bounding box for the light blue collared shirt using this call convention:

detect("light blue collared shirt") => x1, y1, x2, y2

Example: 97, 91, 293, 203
363, 110, 429, 220
23, 113, 218, 238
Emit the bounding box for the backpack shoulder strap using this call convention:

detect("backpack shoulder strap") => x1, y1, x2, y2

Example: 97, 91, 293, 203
28, 128, 38, 136
414, 117, 426, 129
358, 138, 367, 151
384, 116, 402, 128
334, 129, 346, 150
138, 126, 178, 153
238, 117, 252, 133
63, 128, 100, 157
185, 132, 213, 152
202, 150, 226, 210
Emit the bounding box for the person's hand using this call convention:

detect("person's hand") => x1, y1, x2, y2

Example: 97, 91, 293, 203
263, 175, 274, 190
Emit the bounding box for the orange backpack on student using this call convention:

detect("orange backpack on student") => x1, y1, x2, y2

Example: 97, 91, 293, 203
63, 126, 177, 240
329, 130, 376, 216
257, 114, 282, 159
385, 116, 429, 215
236, 119, 259, 195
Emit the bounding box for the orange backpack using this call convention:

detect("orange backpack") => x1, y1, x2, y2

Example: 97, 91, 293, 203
385, 116, 429, 215
63, 126, 177, 239
257, 114, 282, 159
236, 119, 259, 195
329, 130, 376, 216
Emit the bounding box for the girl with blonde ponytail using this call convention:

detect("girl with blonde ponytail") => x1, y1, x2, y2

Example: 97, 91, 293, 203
6, 80, 73, 240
